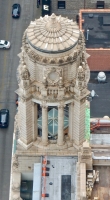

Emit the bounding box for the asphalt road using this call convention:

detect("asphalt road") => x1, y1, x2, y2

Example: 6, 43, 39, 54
0, 0, 39, 199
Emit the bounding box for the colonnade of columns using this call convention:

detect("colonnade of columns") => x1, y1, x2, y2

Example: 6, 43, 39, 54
19, 99, 85, 148
35, 102, 69, 146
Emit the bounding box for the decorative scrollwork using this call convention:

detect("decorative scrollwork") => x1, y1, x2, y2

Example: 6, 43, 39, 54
77, 66, 85, 81
12, 155, 19, 172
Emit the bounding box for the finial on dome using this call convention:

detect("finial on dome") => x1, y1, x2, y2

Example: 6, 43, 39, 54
45, 13, 61, 32
50, 13, 57, 26
51, 13, 56, 19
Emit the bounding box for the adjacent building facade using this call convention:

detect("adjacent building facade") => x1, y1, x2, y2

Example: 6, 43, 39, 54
79, 9, 110, 71
51, 0, 110, 20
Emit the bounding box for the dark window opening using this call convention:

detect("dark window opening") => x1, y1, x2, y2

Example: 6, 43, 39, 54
96, 1, 104, 9
58, 1, 65, 9
76, 14, 79, 24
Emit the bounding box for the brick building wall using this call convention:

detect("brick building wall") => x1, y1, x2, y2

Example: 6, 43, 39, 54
87, 49, 110, 71
51, 0, 110, 20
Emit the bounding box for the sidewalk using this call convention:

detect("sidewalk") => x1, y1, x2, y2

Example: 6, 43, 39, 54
36, 4, 42, 19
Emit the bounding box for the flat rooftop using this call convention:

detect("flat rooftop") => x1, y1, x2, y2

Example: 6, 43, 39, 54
90, 134, 110, 145
82, 12, 110, 48
91, 166, 110, 200
79, 9, 110, 49
88, 72, 110, 118
43, 156, 77, 200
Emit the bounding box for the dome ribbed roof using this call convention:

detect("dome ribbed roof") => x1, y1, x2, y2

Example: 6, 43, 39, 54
26, 13, 80, 53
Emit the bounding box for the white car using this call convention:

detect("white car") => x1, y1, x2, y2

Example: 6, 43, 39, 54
0, 40, 10, 49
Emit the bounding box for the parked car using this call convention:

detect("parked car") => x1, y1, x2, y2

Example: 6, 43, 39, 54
0, 40, 10, 49
12, 4, 21, 18
0, 109, 9, 128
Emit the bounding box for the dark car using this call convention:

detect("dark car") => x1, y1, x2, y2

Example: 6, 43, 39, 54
12, 4, 21, 18
0, 109, 9, 128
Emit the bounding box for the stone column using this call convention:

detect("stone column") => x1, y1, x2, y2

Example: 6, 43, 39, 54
32, 102, 38, 141
41, 103, 48, 146
18, 98, 33, 149
78, 140, 93, 170
69, 102, 74, 141
57, 103, 64, 146
73, 97, 86, 147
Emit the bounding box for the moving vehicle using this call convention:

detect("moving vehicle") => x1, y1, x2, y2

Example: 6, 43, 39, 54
0, 40, 10, 49
0, 109, 9, 128
12, 4, 21, 18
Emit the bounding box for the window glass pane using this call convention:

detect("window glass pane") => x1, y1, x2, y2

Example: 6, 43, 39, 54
64, 116, 69, 128
38, 116, 42, 128
48, 109, 53, 118
58, 1, 65, 9
48, 120, 54, 135
48, 119, 52, 124
64, 120, 69, 128
54, 120, 58, 134
53, 108, 58, 118
37, 107, 68, 137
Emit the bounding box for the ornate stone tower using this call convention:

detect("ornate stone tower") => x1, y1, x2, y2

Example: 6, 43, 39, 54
16, 13, 90, 150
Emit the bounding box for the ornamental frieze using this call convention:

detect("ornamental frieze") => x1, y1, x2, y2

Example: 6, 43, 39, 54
23, 39, 84, 65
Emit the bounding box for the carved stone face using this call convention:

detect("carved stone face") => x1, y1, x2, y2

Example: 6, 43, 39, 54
21, 67, 30, 80
78, 72, 85, 81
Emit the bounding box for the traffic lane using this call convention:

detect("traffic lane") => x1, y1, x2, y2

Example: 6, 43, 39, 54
0, 0, 14, 199
0, 1, 36, 200
0, 0, 12, 108
0, 0, 37, 199
0, 113, 15, 199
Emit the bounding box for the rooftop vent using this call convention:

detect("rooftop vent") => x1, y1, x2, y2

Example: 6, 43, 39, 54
88, 13, 94, 18
97, 71, 106, 82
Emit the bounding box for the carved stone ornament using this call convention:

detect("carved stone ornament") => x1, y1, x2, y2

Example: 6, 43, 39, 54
12, 183, 20, 192
23, 33, 83, 65
43, 76, 48, 88
28, 50, 40, 62
78, 81, 82, 90
12, 193, 23, 200
77, 66, 85, 81
82, 51, 85, 62
42, 57, 48, 63
12, 155, 19, 171
41, 101, 48, 109
59, 77, 63, 88
58, 101, 65, 109
81, 97, 86, 103
71, 79, 76, 87
50, 59, 56, 64
44, 67, 62, 85
20, 65, 30, 80
66, 55, 72, 62
58, 58, 64, 64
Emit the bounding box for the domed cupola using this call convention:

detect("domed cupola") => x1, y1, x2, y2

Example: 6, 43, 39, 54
16, 13, 90, 150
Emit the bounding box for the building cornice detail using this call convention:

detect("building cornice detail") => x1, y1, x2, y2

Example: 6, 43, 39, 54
22, 31, 85, 65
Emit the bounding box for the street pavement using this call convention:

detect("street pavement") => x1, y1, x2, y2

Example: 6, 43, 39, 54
0, 0, 41, 199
